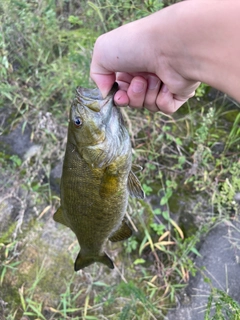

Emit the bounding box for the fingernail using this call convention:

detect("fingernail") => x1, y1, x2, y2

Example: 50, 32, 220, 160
161, 84, 168, 93
132, 80, 145, 93
148, 76, 160, 90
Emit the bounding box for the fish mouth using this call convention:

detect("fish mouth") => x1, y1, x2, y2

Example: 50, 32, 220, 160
100, 83, 119, 116
75, 83, 119, 120
75, 82, 118, 110
86, 101, 101, 112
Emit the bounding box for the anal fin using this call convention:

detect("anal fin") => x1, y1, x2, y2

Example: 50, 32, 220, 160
109, 219, 132, 242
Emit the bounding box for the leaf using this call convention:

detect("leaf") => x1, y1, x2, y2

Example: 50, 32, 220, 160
156, 241, 175, 246
93, 281, 109, 287
153, 208, 161, 215
154, 242, 175, 251
87, 1, 107, 32
169, 218, 184, 239
190, 247, 201, 257
158, 230, 170, 242
2, 91, 12, 100
162, 211, 169, 221
160, 197, 167, 206
133, 258, 146, 265
68, 15, 83, 26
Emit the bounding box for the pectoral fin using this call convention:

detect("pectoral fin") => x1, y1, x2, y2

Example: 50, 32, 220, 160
127, 170, 145, 199
53, 207, 69, 227
131, 164, 143, 173
109, 219, 133, 242
74, 251, 114, 271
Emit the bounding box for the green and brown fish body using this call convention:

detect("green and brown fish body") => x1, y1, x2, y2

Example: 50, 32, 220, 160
54, 83, 144, 271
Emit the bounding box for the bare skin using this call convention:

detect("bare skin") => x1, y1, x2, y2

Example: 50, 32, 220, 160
90, 0, 240, 114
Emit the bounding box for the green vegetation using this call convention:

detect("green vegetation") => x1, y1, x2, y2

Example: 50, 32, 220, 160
205, 288, 240, 320
1, 0, 240, 319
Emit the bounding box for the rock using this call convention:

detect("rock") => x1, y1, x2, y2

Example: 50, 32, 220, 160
0, 196, 22, 235
0, 122, 34, 158
23, 144, 41, 161
165, 218, 240, 320
50, 161, 63, 195
234, 192, 240, 204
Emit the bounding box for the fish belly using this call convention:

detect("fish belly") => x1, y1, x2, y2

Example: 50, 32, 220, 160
61, 151, 128, 255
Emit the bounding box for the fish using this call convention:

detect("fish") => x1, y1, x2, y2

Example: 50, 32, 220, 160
53, 82, 144, 271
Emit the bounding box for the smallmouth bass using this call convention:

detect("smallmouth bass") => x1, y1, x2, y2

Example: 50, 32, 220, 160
54, 83, 144, 271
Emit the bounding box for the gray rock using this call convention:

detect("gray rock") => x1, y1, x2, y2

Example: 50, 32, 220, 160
0, 196, 22, 234
0, 123, 34, 158
165, 219, 240, 320
50, 161, 63, 195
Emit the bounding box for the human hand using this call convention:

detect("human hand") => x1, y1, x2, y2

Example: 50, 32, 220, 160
112, 72, 199, 114
90, 10, 200, 114
91, 0, 240, 113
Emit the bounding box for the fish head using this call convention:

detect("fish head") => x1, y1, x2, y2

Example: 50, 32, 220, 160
68, 83, 119, 147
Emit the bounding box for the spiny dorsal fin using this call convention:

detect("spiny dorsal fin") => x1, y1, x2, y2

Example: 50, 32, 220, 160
53, 207, 69, 227
127, 170, 145, 199
109, 219, 133, 242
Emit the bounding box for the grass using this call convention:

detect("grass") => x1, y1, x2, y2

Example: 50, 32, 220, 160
205, 288, 240, 320
1, 0, 240, 319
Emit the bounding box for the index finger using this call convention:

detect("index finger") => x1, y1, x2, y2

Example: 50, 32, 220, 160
90, 70, 116, 98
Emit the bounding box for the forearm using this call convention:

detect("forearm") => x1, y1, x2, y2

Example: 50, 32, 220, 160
153, 0, 240, 100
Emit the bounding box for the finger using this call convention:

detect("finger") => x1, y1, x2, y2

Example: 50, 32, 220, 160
127, 76, 148, 109
90, 35, 116, 98
116, 80, 130, 92
90, 72, 116, 98
114, 73, 132, 106
156, 84, 192, 114
143, 75, 161, 112
116, 72, 133, 89
114, 90, 129, 106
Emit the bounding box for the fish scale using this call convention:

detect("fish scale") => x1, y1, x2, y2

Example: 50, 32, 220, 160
54, 83, 144, 271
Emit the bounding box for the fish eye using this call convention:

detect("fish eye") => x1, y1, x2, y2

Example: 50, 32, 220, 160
74, 116, 82, 128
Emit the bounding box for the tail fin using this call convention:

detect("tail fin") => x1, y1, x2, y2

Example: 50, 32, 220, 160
74, 251, 114, 271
